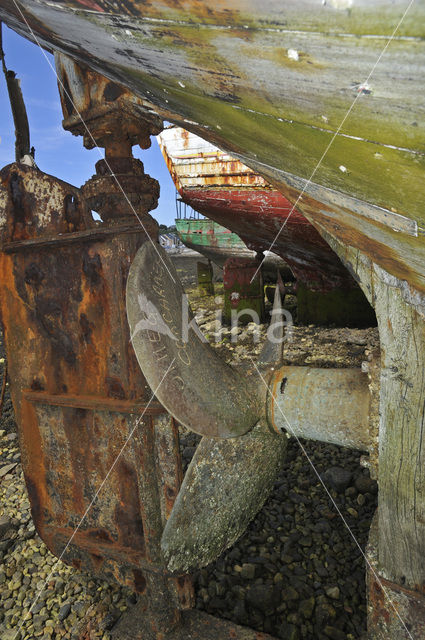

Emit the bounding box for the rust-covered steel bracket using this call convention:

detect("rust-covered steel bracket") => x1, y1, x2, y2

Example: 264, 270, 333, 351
55, 52, 163, 154
0, 161, 192, 633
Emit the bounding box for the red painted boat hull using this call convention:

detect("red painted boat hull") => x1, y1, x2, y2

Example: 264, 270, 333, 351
181, 187, 355, 294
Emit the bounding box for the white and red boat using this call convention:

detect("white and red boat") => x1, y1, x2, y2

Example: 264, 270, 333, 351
158, 125, 359, 295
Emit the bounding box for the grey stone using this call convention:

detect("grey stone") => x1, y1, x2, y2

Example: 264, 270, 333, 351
58, 602, 71, 621
0, 463, 17, 478
315, 603, 337, 625
282, 586, 299, 601
278, 622, 300, 640
326, 586, 340, 600
355, 474, 378, 495
0, 515, 14, 538
299, 596, 315, 619
324, 625, 346, 640
322, 467, 352, 493
240, 563, 256, 580
246, 584, 281, 613
2, 630, 22, 640
33, 613, 49, 629
3, 598, 14, 610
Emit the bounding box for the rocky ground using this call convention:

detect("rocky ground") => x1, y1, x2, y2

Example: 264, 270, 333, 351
184, 285, 378, 640
0, 279, 379, 640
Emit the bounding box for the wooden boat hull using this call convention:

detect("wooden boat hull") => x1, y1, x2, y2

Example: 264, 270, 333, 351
159, 127, 358, 293
0, 0, 423, 292
175, 217, 292, 282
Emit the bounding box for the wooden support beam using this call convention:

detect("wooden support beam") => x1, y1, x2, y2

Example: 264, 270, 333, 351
316, 231, 425, 592
374, 273, 425, 590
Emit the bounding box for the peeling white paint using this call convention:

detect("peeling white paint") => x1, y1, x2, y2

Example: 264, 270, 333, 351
356, 82, 372, 95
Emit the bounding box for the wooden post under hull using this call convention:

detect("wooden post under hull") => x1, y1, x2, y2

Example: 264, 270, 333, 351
317, 231, 425, 638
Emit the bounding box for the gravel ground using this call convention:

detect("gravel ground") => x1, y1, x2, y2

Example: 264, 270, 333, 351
0, 282, 379, 639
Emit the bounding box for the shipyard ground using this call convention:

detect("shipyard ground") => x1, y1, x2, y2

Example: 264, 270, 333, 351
0, 265, 379, 640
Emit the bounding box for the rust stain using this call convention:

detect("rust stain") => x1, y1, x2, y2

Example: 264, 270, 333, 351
0, 163, 192, 607
158, 128, 362, 293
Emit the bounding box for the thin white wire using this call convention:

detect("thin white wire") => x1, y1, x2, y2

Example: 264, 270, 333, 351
3, 3, 417, 637
251, 358, 414, 640
7, 0, 175, 282
250, 0, 416, 283
12, 358, 176, 640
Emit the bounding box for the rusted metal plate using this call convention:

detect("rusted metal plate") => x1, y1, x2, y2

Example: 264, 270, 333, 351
0, 184, 7, 236
126, 241, 260, 438
0, 163, 188, 604
56, 52, 163, 151
112, 604, 280, 640
24, 390, 166, 414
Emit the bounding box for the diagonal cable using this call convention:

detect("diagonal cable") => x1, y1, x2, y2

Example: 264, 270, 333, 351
4, 4, 175, 281
250, 0, 416, 283
12, 358, 176, 640
250, 357, 414, 640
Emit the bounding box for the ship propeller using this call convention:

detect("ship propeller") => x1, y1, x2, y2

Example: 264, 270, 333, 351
126, 241, 286, 571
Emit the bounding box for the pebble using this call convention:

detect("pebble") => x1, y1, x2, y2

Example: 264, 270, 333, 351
0, 463, 17, 478
240, 563, 256, 580
58, 602, 71, 621
355, 474, 378, 495
322, 467, 352, 493
324, 625, 347, 640
326, 587, 340, 600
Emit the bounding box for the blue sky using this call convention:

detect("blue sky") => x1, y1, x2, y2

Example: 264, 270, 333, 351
0, 25, 178, 226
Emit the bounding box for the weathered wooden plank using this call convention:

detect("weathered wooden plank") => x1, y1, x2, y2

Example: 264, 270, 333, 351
1, 0, 424, 291
20, 2, 424, 149
316, 233, 425, 590
38, 0, 425, 37
0, 1, 423, 227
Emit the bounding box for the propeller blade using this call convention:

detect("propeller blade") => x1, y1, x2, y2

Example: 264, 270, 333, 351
126, 242, 260, 438
161, 421, 287, 572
